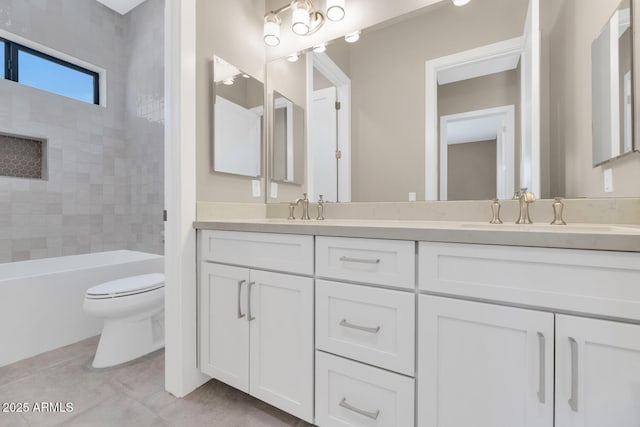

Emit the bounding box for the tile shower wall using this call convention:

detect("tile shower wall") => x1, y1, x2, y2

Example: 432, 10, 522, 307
0, 0, 164, 262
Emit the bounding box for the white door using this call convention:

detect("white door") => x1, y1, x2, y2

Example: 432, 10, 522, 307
199, 263, 250, 392
249, 270, 314, 423
418, 295, 554, 427
555, 315, 640, 427
311, 86, 338, 202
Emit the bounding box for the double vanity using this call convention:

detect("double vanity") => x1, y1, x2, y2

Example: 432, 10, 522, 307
194, 219, 640, 426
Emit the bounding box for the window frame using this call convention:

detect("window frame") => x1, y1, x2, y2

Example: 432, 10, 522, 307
0, 36, 100, 105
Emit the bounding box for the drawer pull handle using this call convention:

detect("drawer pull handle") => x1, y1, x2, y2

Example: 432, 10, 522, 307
339, 256, 381, 265
568, 337, 579, 412
339, 397, 380, 420
247, 281, 256, 322
340, 319, 381, 334
237, 280, 246, 319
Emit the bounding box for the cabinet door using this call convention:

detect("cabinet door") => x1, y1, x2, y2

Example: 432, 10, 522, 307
249, 270, 314, 423
418, 295, 554, 427
199, 263, 250, 392
556, 315, 640, 427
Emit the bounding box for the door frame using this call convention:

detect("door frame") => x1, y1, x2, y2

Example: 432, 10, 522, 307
440, 105, 516, 200
307, 52, 352, 202
425, 36, 525, 200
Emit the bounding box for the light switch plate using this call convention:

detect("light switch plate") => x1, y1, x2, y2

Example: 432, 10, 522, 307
604, 168, 613, 193
270, 182, 278, 199
252, 180, 261, 198
408, 192, 417, 202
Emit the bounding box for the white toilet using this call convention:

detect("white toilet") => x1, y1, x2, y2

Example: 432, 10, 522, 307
83, 273, 165, 368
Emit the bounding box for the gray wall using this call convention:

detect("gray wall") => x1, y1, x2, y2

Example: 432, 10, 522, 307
447, 139, 497, 201
0, 0, 164, 262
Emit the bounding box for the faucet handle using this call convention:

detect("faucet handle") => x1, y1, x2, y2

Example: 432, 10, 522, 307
551, 197, 567, 225
317, 195, 325, 221
288, 203, 296, 220
489, 198, 503, 224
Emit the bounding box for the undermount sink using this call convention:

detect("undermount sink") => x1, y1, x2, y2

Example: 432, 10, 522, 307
459, 223, 640, 234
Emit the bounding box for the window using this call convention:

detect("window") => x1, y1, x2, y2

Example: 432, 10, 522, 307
0, 37, 99, 105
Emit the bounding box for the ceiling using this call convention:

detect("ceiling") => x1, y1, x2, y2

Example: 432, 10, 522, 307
94, 0, 147, 15
446, 115, 503, 145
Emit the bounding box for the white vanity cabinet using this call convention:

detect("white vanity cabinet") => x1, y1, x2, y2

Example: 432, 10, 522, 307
314, 236, 416, 427
198, 230, 314, 423
418, 295, 555, 427
555, 315, 640, 427
417, 241, 640, 427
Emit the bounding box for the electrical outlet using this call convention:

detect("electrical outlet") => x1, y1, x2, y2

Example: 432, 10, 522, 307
408, 192, 417, 202
604, 168, 614, 193
270, 182, 278, 199
252, 180, 261, 198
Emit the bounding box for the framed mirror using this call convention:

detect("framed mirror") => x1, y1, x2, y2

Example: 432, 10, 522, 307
592, 0, 636, 166
212, 55, 264, 177
272, 90, 305, 184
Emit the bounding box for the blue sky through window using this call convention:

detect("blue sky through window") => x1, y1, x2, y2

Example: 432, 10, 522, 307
18, 50, 95, 104
0, 43, 4, 79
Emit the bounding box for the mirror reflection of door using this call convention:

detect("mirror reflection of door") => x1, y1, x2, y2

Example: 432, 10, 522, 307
311, 86, 338, 202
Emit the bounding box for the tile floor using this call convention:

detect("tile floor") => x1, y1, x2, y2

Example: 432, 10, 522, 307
0, 337, 312, 427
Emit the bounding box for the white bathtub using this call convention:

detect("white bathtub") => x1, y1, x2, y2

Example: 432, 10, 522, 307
0, 250, 164, 367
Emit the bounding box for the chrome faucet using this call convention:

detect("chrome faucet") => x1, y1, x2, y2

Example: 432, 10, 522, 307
289, 193, 310, 220
515, 188, 536, 224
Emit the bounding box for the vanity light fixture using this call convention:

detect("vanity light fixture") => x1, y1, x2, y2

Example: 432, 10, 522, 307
344, 30, 360, 43
287, 53, 300, 62
313, 43, 326, 53
264, 0, 346, 46
452, 0, 471, 5
326, 0, 345, 21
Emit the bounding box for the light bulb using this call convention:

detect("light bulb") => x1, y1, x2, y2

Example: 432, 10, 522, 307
313, 43, 326, 53
287, 53, 299, 62
344, 31, 360, 43
326, 0, 345, 21
264, 14, 281, 46
452, 0, 471, 5
292, 1, 310, 35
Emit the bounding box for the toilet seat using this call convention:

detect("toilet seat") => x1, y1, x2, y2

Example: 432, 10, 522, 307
86, 273, 165, 299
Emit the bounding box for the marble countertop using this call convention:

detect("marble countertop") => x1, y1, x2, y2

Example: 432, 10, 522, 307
193, 219, 640, 252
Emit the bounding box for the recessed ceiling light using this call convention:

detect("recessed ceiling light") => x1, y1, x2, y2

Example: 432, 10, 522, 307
452, 0, 471, 5
222, 77, 235, 85
287, 53, 300, 62
344, 31, 360, 43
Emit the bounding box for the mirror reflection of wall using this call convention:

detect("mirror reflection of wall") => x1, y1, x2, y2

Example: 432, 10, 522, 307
302, 0, 530, 203
272, 91, 305, 184
266, 54, 308, 202
212, 55, 264, 177
592, 0, 634, 166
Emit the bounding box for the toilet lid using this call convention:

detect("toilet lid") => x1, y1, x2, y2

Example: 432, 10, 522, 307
86, 273, 165, 298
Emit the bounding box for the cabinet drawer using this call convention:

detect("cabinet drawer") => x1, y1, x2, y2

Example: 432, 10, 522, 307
199, 230, 313, 275
316, 351, 414, 427
316, 280, 415, 376
316, 237, 415, 289
419, 242, 640, 321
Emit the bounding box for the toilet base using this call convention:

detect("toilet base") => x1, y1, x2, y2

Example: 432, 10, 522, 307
92, 311, 164, 368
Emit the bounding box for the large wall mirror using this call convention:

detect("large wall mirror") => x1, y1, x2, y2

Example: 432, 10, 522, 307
592, 0, 636, 166
212, 55, 264, 177
265, 0, 640, 203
